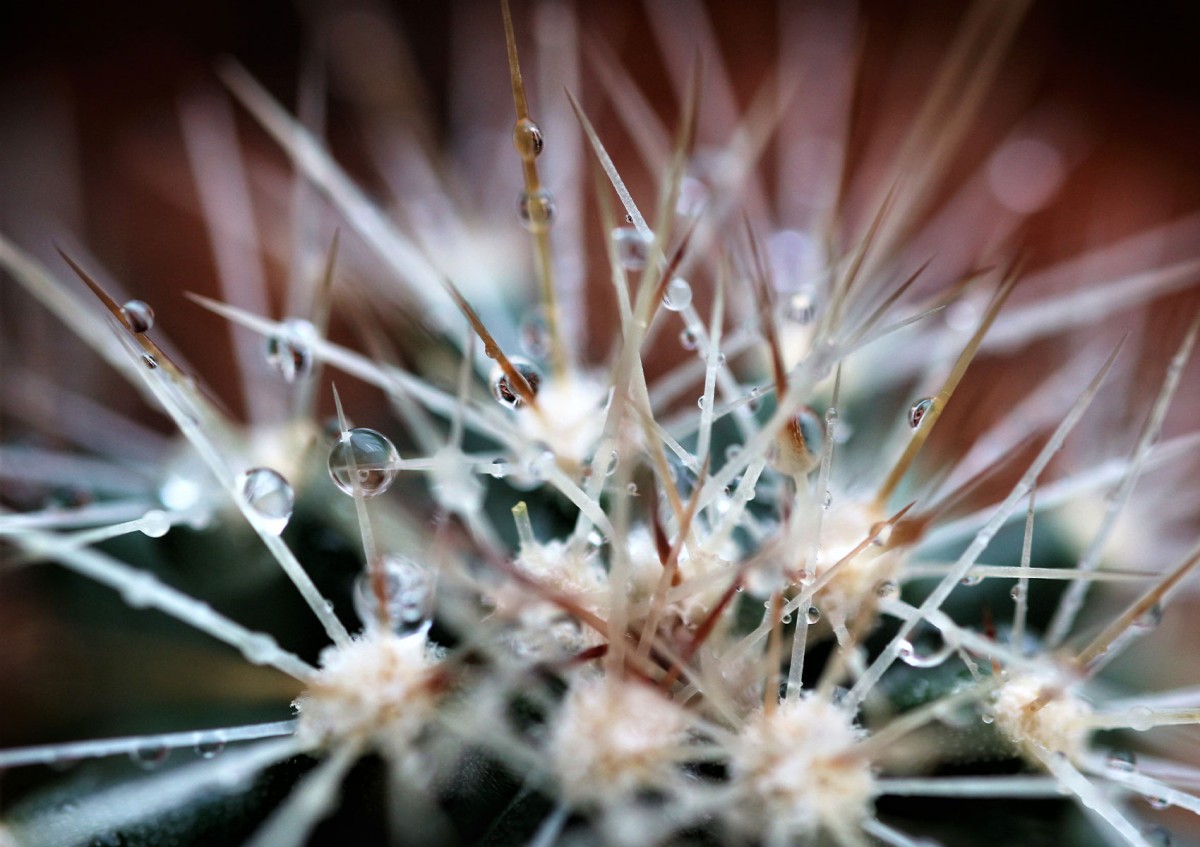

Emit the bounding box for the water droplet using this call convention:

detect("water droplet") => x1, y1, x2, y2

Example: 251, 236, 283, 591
488, 458, 509, 479
139, 509, 171, 538
979, 709, 995, 725
1128, 705, 1154, 732
265, 318, 317, 383
805, 606, 821, 624
823, 490, 833, 509
1010, 584, 1027, 602
489, 358, 542, 409
869, 521, 893, 547
825, 407, 839, 424
874, 580, 897, 598
141, 353, 158, 370
517, 189, 556, 230
663, 277, 693, 312
1134, 603, 1163, 632
195, 736, 225, 759
238, 468, 294, 535
898, 630, 957, 668
960, 573, 983, 587
120, 300, 154, 334
781, 613, 793, 624
354, 556, 433, 636
1148, 796, 1172, 811
328, 429, 401, 497
908, 397, 934, 429
1105, 749, 1137, 773
518, 308, 552, 359
679, 329, 699, 351
587, 529, 604, 548
776, 406, 824, 475
130, 745, 169, 770
626, 482, 638, 496
512, 118, 544, 158
785, 290, 816, 324
604, 449, 620, 477
612, 225, 654, 271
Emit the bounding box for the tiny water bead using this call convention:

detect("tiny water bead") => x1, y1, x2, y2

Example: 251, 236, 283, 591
489, 358, 542, 409
908, 396, 934, 429
328, 428, 401, 497
898, 629, 958, 668
679, 328, 699, 351
265, 318, 317, 383
1105, 749, 1137, 773
195, 737, 226, 759
120, 299, 154, 334
130, 745, 169, 770
784, 290, 816, 324
238, 467, 295, 535
1134, 603, 1163, 632
512, 118, 544, 158
874, 580, 898, 598
662, 277, 693, 312
613, 225, 654, 271
139, 509, 171, 538
518, 189, 556, 230
353, 556, 434, 636
805, 606, 821, 625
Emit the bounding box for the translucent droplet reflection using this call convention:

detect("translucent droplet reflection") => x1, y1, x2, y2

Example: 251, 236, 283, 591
238, 467, 295, 535
354, 555, 434, 636
328, 429, 401, 497
265, 318, 317, 383
489, 358, 542, 409
120, 300, 154, 334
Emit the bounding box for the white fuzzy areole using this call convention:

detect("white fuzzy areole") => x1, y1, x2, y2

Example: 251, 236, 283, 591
549, 678, 690, 804
993, 668, 1093, 763
729, 697, 873, 838
514, 373, 609, 465
294, 633, 438, 760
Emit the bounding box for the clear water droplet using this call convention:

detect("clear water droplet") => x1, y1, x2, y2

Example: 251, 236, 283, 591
265, 318, 317, 383
139, 509, 171, 538
518, 308, 552, 359
679, 329, 699, 351
908, 397, 934, 429
823, 490, 833, 510
513, 118, 544, 158
130, 745, 169, 770
805, 606, 821, 625
980, 709, 995, 725
869, 520, 893, 547
354, 555, 433, 636
238, 468, 294, 535
874, 580, 897, 598
604, 449, 620, 477
195, 737, 225, 759
960, 573, 984, 587
141, 353, 158, 369
120, 300, 154, 334
328, 428, 401, 497
784, 290, 816, 324
1105, 749, 1137, 773
489, 358, 542, 409
1010, 584, 1027, 602
697, 395, 710, 411
663, 277, 693, 312
898, 630, 957, 668
1148, 796, 1171, 811
1134, 603, 1163, 632
613, 225, 654, 271
517, 189, 556, 230
1128, 705, 1154, 732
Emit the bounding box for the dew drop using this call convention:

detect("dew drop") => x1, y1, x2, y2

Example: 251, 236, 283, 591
960, 573, 984, 587
518, 309, 552, 359
697, 395, 710, 411
141, 353, 158, 370
908, 397, 934, 429
517, 189, 556, 230
1128, 705, 1154, 732
120, 300, 154, 334
265, 318, 317, 383
512, 118, 544, 158
613, 225, 654, 271
238, 468, 295, 535
195, 737, 225, 759
781, 613, 793, 625
604, 449, 620, 477
874, 580, 897, 598
139, 509, 171, 538
785, 290, 816, 324
979, 709, 995, 725
662, 277, 693, 312
328, 428, 401, 497
354, 555, 433, 636
869, 520, 893, 547
825, 406, 839, 424
898, 630, 957, 668
679, 329, 699, 351
805, 606, 821, 625
130, 745, 169, 770
1010, 584, 1027, 602
823, 490, 833, 510
626, 482, 638, 496
1148, 796, 1172, 811
1134, 603, 1163, 632
1105, 749, 1137, 773
489, 358, 542, 409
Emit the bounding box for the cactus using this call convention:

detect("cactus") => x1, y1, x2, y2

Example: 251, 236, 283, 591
3, 2, 1200, 846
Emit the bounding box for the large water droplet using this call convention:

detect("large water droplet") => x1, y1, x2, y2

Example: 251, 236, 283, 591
328, 429, 401, 497
265, 318, 317, 383
662, 277, 693, 312
874, 580, 898, 598
120, 300, 154, 334
489, 358, 542, 409
238, 468, 295, 535
613, 226, 654, 271
139, 509, 171, 538
908, 397, 934, 429
1134, 603, 1163, 632
517, 189, 556, 230
512, 118, 544, 158
354, 556, 433, 636
960, 573, 984, 587
130, 745, 169, 770
805, 606, 821, 625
